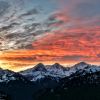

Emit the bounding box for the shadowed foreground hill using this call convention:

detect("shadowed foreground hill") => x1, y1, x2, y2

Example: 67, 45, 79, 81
0, 91, 11, 100
34, 71, 100, 100
35, 86, 100, 100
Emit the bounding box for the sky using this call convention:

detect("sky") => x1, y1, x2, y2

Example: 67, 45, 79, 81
0, 0, 100, 71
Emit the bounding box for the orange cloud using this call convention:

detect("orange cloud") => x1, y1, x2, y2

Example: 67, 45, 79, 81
0, 0, 100, 72
0, 25, 100, 72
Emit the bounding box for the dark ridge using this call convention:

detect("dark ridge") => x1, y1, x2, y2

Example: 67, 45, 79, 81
34, 63, 46, 71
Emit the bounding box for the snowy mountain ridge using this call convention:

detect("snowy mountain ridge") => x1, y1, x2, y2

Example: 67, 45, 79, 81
20, 62, 100, 81
0, 62, 100, 82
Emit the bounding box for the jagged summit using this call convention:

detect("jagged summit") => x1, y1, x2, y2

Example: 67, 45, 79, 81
73, 62, 89, 69
46, 63, 66, 76
34, 63, 46, 71
76, 62, 88, 65
19, 62, 100, 81
36, 63, 44, 66
51, 63, 64, 69
20, 63, 46, 73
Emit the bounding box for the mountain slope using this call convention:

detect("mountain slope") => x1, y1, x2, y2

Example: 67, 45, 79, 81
20, 63, 68, 81
20, 62, 100, 81
0, 68, 29, 83
0, 91, 11, 100
0, 62, 100, 100
20, 63, 47, 81
47, 63, 67, 76
34, 69, 100, 100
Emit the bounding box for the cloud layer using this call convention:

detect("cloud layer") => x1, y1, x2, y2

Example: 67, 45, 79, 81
0, 0, 100, 71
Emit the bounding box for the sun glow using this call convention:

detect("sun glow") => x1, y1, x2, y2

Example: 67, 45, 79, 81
0, 60, 10, 69
0, 60, 28, 72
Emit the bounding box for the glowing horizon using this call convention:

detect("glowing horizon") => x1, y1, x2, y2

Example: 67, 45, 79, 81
0, 0, 100, 71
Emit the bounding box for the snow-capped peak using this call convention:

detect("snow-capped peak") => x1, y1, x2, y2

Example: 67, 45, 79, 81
34, 63, 46, 71
20, 63, 46, 75
20, 63, 47, 81
73, 62, 89, 70
46, 63, 66, 76
50, 63, 64, 69
0, 68, 30, 83
19, 62, 100, 82
69, 62, 100, 75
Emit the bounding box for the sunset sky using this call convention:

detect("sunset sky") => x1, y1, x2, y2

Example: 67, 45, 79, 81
0, 0, 100, 71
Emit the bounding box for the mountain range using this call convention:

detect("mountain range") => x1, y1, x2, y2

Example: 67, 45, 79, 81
0, 62, 100, 100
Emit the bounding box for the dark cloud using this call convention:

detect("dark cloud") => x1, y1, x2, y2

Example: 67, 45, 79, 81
2, 56, 36, 61
0, 1, 57, 51
0, 23, 19, 32
97, 54, 100, 58
46, 12, 69, 27
20, 8, 39, 18
62, 55, 91, 61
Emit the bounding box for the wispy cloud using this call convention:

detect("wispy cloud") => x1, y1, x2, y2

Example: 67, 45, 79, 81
0, 0, 100, 71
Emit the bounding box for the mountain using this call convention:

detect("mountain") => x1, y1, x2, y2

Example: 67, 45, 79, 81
47, 63, 66, 72
34, 63, 47, 71
73, 62, 89, 69
20, 63, 69, 81
20, 62, 100, 81
0, 68, 29, 83
71, 62, 100, 74
46, 63, 67, 77
48, 63, 64, 69
0, 62, 100, 100
32, 62, 100, 100
0, 68, 35, 100
20, 63, 46, 74
20, 63, 47, 81
0, 68, 32, 100
37, 71, 100, 100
